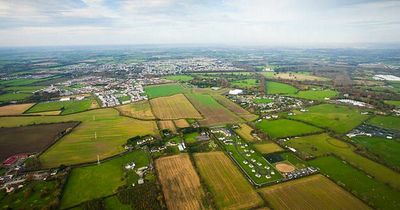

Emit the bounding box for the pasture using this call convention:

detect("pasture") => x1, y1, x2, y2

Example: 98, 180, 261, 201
0, 108, 158, 167
289, 104, 369, 134
0, 92, 32, 102
26, 98, 98, 115
213, 94, 258, 121
235, 123, 257, 142
310, 156, 400, 210
144, 83, 188, 99
0, 103, 34, 116
150, 94, 202, 120
184, 132, 199, 144
194, 152, 264, 210
286, 133, 400, 190
156, 154, 208, 210
287, 89, 338, 100
258, 174, 370, 210
60, 150, 149, 209
163, 75, 194, 82
367, 115, 400, 132
254, 142, 284, 154
255, 119, 322, 139
384, 100, 400, 107
231, 79, 258, 88
115, 100, 156, 120
265, 81, 298, 94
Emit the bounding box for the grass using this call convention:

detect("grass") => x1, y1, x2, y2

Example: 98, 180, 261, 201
309, 156, 400, 210
163, 75, 194, 82
184, 132, 199, 144
235, 123, 257, 142
255, 119, 322, 139
0, 92, 32, 102
115, 100, 156, 120
289, 104, 369, 134
117, 95, 131, 103
60, 150, 150, 209
150, 94, 202, 120
287, 89, 338, 100
285, 133, 400, 190
0, 78, 49, 86
384, 100, 400, 107
253, 98, 273, 104
4, 85, 45, 93
144, 83, 188, 99
104, 196, 131, 210
26, 98, 98, 115
266, 81, 298, 94
258, 174, 370, 210
231, 79, 258, 88
194, 152, 264, 210
0, 108, 158, 168
0, 103, 35, 116
254, 142, 284, 154
367, 116, 400, 132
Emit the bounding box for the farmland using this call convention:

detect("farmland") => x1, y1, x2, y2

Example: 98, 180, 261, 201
254, 142, 284, 154
0, 108, 158, 167
174, 119, 190, 128
0, 103, 34, 116
26, 98, 98, 115
150, 94, 202, 120
155, 154, 208, 210
235, 123, 257, 142
289, 104, 369, 134
262, 72, 330, 81
158, 120, 177, 133
231, 79, 258, 88
258, 174, 370, 210
194, 152, 264, 210
285, 133, 400, 189
212, 95, 258, 121
256, 119, 322, 139
0, 122, 78, 161
265, 81, 298, 94
309, 156, 400, 210
286, 89, 338, 100
60, 150, 150, 209
115, 100, 155, 120
0, 92, 32, 102
186, 93, 243, 126
144, 83, 188, 99
367, 115, 400, 132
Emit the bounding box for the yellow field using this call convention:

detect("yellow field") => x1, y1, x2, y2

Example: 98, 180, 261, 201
174, 119, 190, 128
258, 174, 370, 210
213, 95, 258, 121
150, 94, 202, 120
0, 103, 35, 116
194, 152, 264, 210
156, 154, 208, 210
235, 123, 257, 142
115, 100, 155, 120
264, 72, 330, 81
254, 142, 284, 154
23, 110, 62, 115
159, 120, 177, 133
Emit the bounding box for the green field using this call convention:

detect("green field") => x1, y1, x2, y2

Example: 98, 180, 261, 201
0, 78, 49, 86
384, 100, 400, 107
266, 81, 298, 94
231, 79, 258, 88
286, 133, 400, 190
4, 85, 45, 93
26, 98, 96, 115
255, 119, 322, 139
163, 75, 194, 82
309, 156, 400, 210
367, 116, 400, 132
287, 89, 338, 101
253, 98, 273, 104
0, 108, 158, 167
289, 104, 369, 134
60, 150, 149, 208
0, 92, 32, 102
104, 196, 131, 210
184, 132, 199, 144
144, 83, 187, 98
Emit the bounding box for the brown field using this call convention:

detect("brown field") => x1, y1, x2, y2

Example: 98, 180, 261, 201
212, 95, 258, 121
235, 123, 257, 142
156, 154, 209, 210
159, 120, 177, 133
174, 119, 190, 128
115, 100, 155, 120
89, 99, 99, 109
0, 103, 35, 116
150, 94, 202, 120
194, 152, 264, 210
258, 174, 371, 210
23, 110, 62, 115
0, 122, 78, 161
254, 142, 284, 154
275, 163, 295, 173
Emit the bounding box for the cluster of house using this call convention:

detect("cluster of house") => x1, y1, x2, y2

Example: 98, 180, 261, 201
347, 124, 396, 139
282, 167, 318, 181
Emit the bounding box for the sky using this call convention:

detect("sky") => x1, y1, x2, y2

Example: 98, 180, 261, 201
0, 0, 399, 47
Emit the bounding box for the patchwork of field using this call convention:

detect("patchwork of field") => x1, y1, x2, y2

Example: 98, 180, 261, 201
0, 108, 158, 168
156, 154, 208, 210
266, 81, 298, 94
150, 94, 202, 120
159, 120, 177, 133
289, 104, 369, 134
286, 133, 400, 190
367, 115, 400, 132
60, 150, 149, 209
194, 152, 264, 210
287, 89, 338, 101
0, 103, 34, 116
144, 83, 188, 99
263, 72, 330, 81
0, 122, 78, 161
254, 142, 284, 154
26, 98, 98, 115
235, 123, 257, 142
186, 93, 243, 126
309, 156, 400, 210
212, 95, 258, 121
256, 119, 322, 139
115, 100, 156, 120
258, 174, 370, 210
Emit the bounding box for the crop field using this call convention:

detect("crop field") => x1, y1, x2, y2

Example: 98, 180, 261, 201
0, 92, 32, 102
265, 81, 298, 94
289, 104, 369, 134
0, 122, 78, 161
309, 156, 400, 210
26, 98, 98, 115
0, 103, 34, 115
286, 89, 338, 100
254, 142, 284, 154
186, 93, 243, 126
115, 100, 156, 120
256, 119, 322, 139
235, 123, 257, 142
163, 75, 194, 82
174, 119, 190, 128
150, 94, 202, 120
286, 133, 400, 190
194, 152, 264, 210
212, 95, 258, 121
367, 115, 400, 132
0, 108, 158, 167
258, 174, 370, 210
144, 83, 188, 99
60, 150, 150, 209
158, 120, 177, 133
262, 72, 330, 81
156, 154, 208, 210
231, 79, 258, 88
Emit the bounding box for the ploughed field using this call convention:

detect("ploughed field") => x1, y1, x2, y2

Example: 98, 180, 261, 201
0, 103, 34, 116
150, 94, 202, 120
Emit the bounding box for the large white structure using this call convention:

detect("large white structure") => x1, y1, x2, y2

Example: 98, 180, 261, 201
373, 74, 400, 81
229, 89, 243, 95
